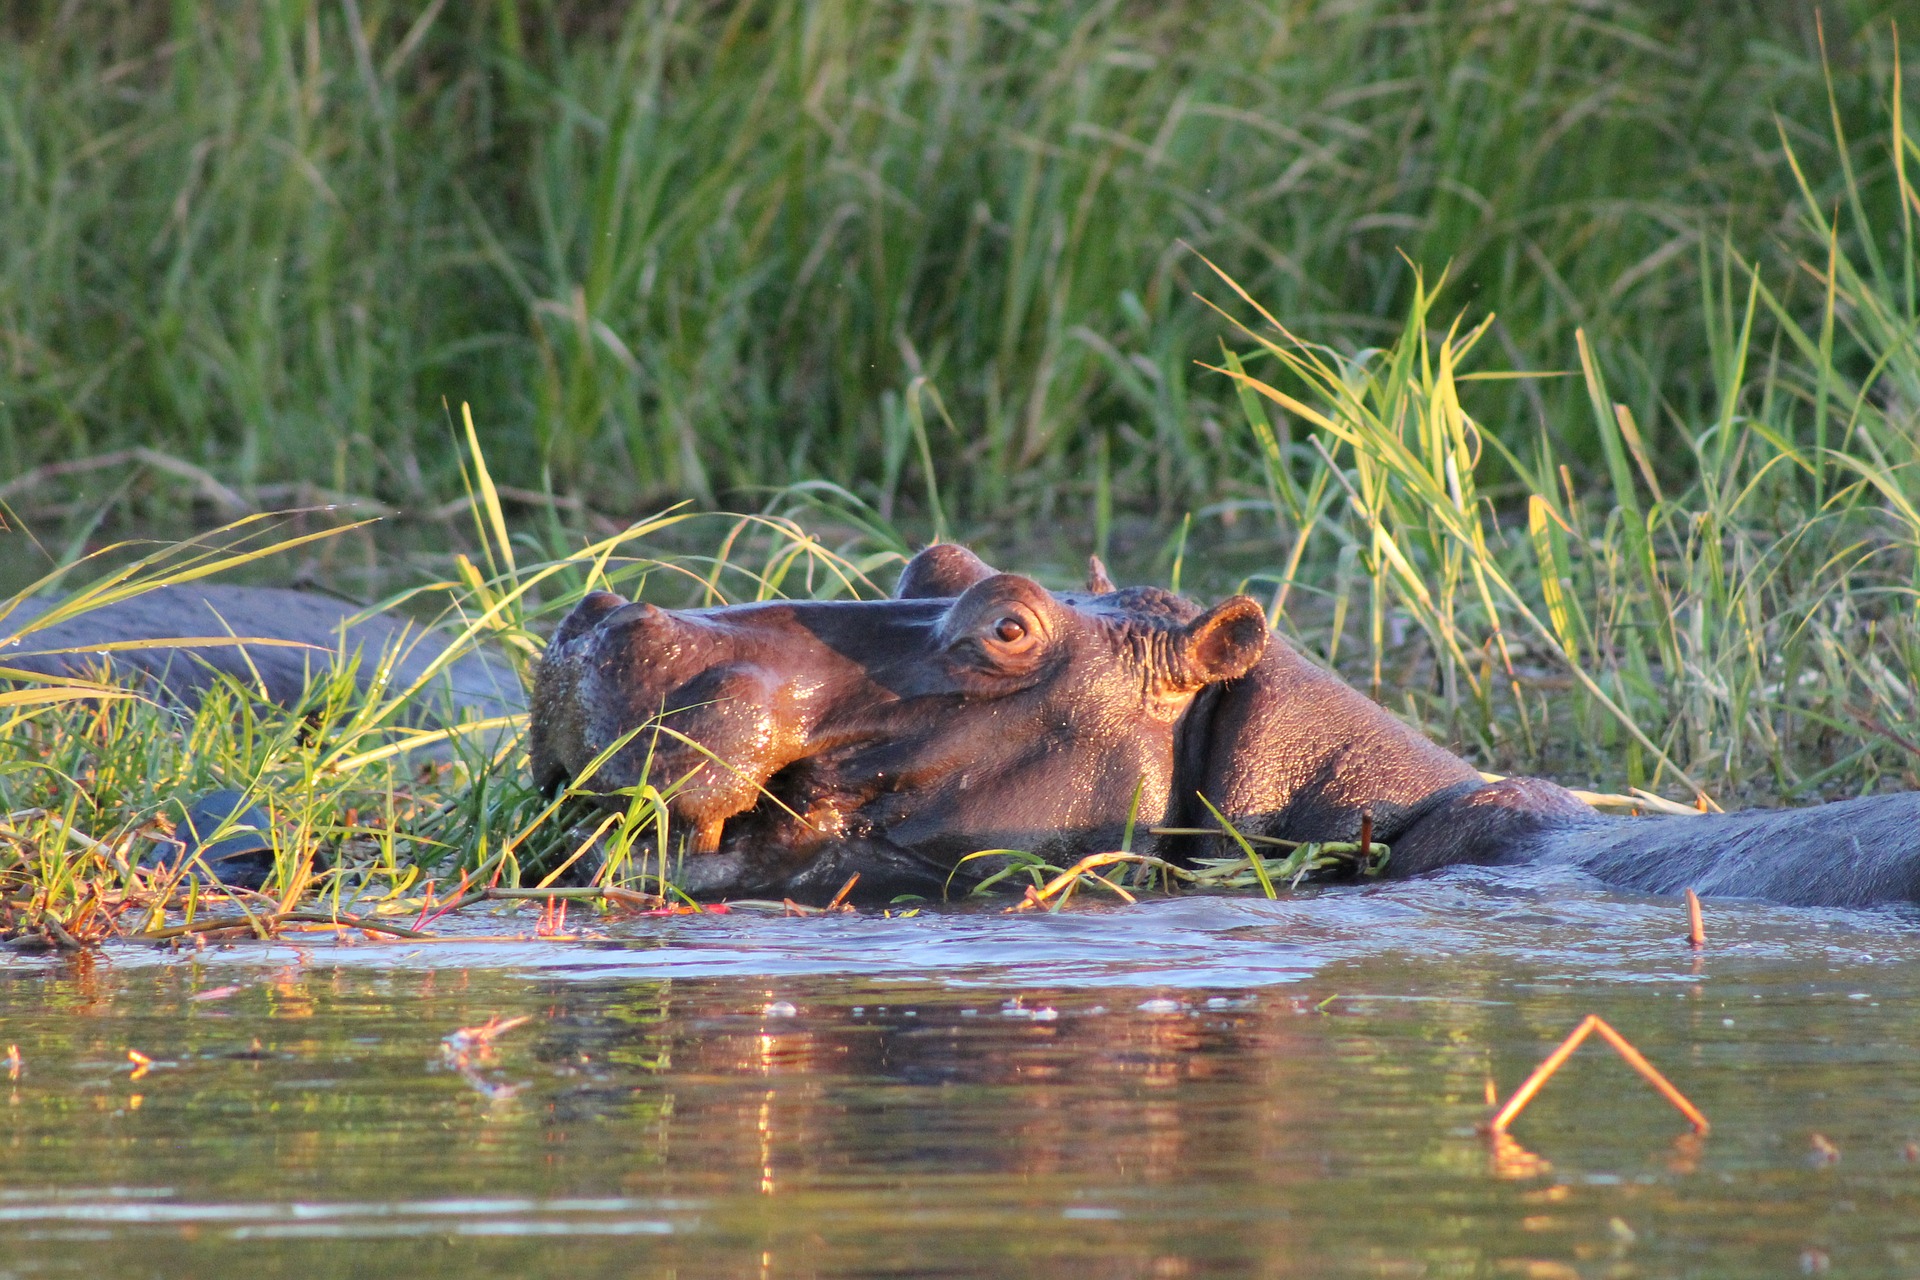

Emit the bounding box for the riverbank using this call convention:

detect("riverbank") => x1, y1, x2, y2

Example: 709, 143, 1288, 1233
5, 22, 1919, 930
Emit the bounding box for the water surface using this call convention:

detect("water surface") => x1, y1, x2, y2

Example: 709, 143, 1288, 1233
4, 867, 1919, 1278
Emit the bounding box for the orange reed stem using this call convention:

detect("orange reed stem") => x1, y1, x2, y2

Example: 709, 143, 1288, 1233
1685, 888, 1705, 949
1488, 1014, 1708, 1135
827, 873, 861, 911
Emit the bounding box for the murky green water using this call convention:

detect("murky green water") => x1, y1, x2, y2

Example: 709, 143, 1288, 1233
4, 867, 1920, 1278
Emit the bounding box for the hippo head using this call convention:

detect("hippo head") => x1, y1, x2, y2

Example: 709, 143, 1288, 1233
529, 546, 1269, 900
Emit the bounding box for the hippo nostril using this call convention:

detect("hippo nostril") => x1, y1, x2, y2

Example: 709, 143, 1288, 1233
604, 601, 668, 631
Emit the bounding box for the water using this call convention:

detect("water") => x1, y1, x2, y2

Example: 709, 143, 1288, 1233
4, 866, 1920, 1278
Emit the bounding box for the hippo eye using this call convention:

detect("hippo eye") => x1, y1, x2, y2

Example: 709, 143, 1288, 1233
993, 616, 1027, 644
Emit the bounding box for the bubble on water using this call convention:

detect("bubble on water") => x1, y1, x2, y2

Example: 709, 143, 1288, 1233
762, 1001, 797, 1018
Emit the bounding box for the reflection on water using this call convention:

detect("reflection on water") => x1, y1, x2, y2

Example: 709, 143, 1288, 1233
4, 867, 1920, 1278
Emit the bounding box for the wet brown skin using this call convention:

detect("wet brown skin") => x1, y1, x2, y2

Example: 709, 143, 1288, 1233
536, 545, 1920, 908
529, 546, 1271, 900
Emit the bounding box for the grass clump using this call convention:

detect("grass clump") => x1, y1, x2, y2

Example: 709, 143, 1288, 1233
0, 480, 909, 945
1211, 61, 1920, 807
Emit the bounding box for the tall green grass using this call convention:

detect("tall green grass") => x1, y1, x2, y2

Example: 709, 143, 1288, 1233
4, 4, 1920, 929
0, 0, 1903, 526
1214, 55, 1920, 806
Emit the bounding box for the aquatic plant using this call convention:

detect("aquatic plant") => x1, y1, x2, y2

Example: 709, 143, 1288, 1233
1210, 50, 1920, 807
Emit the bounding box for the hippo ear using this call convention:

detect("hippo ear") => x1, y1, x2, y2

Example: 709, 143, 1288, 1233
896, 544, 998, 599
1173, 596, 1269, 690
1086, 555, 1116, 594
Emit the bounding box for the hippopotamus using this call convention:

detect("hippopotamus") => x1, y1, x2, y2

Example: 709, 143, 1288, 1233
14, 554, 1919, 909
3, 585, 524, 729
531, 544, 1920, 907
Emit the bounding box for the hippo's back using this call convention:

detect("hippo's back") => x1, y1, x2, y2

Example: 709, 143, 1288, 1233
2, 585, 524, 724
1545, 791, 1920, 908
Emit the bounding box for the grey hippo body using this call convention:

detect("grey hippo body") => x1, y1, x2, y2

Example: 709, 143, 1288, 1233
11, 551, 1919, 907
3, 585, 524, 728
1186, 626, 1920, 908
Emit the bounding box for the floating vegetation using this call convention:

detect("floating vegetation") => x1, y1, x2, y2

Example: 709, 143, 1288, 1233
971, 829, 1390, 914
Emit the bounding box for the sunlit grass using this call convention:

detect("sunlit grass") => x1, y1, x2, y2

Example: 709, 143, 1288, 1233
1212, 59, 1920, 808
0, 437, 911, 945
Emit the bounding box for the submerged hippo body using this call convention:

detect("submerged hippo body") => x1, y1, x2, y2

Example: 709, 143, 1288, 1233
534, 545, 1920, 908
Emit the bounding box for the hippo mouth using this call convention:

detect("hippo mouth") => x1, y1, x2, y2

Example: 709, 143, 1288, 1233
676, 819, 962, 905
704, 756, 844, 859
669, 753, 961, 903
